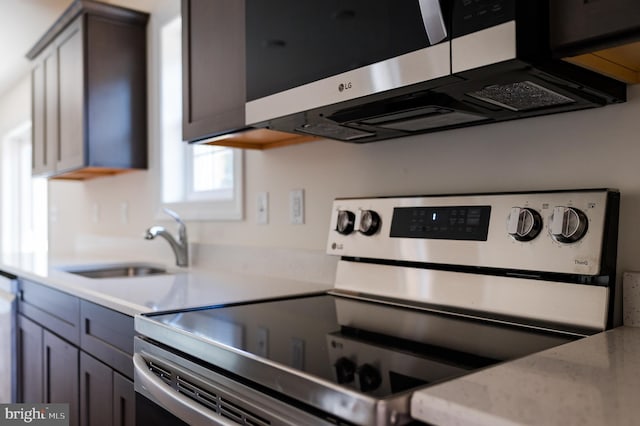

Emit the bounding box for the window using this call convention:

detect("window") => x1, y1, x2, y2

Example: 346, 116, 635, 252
1, 122, 48, 253
159, 16, 243, 221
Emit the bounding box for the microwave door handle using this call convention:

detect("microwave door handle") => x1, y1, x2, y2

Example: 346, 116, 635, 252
418, 0, 448, 44
133, 354, 236, 426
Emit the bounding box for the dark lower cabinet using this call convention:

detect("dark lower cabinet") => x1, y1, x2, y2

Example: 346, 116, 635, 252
17, 315, 43, 403
80, 352, 135, 426
17, 316, 80, 426
17, 280, 135, 426
44, 330, 79, 426
113, 372, 135, 426
80, 352, 113, 426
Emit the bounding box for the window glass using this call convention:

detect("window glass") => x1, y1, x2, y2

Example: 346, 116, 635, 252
1, 123, 48, 253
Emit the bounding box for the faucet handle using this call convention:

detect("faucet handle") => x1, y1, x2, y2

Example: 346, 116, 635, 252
162, 207, 185, 227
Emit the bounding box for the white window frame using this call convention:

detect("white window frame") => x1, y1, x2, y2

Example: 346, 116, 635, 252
156, 13, 244, 222
1, 121, 48, 253
162, 147, 244, 221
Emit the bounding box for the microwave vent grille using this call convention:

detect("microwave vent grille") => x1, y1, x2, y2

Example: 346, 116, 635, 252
467, 81, 576, 112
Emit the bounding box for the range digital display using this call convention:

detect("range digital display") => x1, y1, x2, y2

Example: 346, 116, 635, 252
390, 206, 491, 241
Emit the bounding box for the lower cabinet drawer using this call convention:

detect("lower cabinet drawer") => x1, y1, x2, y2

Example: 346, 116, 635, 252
80, 300, 134, 379
19, 279, 80, 345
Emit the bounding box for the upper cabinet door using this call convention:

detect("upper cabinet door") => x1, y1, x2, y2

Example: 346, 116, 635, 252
31, 61, 47, 176
27, 2, 148, 179
56, 20, 85, 174
44, 50, 60, 174
32, 45, 62, 177
182, 0, 246, 142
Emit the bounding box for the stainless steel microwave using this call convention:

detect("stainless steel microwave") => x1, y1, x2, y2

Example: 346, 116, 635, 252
245, 0, 625, 143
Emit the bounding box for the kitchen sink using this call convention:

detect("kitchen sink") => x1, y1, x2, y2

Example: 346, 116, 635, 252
61, 264, 169, 279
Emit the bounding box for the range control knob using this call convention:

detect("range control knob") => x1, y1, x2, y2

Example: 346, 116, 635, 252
359, 210, 381, 236
507, 207, 542, 241
336, 210, 355, 235
549, 206, 588, 243
357, 363, 382, 392
334, 357, 356, 384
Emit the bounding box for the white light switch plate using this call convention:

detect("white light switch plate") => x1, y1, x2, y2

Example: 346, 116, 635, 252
257, 192, 269, 225
289, 189, 304, 225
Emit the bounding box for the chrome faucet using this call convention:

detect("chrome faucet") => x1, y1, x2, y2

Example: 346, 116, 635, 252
145, 208, 189, 267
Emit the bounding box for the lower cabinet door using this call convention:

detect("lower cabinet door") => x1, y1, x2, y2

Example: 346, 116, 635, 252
113, 372, 135, 426
44, 330, 79, 426
17, 315, 43, 403
80, 352, 113, 426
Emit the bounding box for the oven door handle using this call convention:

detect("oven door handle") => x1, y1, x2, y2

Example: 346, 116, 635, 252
133, 353, 236, 426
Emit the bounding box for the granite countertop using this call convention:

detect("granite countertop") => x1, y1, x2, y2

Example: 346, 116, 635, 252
0, 252, 331, 316
411, 326, 640, 426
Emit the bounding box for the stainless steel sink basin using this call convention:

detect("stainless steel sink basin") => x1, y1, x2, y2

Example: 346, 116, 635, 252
62, 264, 168, 279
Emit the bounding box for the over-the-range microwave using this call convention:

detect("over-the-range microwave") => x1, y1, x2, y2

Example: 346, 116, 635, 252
244, 0, 625, 143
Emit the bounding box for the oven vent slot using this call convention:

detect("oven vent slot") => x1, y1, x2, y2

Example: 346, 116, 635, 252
176, 375, 272, 426
148, 361, 173, 386
143, 356, 272, 426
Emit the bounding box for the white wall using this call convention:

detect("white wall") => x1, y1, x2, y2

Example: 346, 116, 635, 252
49, 84, 640, 276
0, 75, 30, 138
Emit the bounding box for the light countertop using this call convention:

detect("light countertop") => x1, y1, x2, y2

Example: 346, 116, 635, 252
412, 325, 640, 426
0, 252, 331, 316
6, 251, 640, 426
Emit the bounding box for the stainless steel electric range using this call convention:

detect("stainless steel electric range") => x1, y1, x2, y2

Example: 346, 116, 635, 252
134, 189, 619, 426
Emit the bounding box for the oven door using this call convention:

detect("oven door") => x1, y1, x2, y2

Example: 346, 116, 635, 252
134, 337, 334, 426
134, 354, 218, 426
135, 391, 188, 426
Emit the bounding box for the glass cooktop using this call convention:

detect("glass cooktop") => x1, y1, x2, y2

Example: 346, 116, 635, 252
143, 293, 575, 398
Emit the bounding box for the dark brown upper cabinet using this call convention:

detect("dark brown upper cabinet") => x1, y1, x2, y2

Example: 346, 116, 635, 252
27, 0, 149, 179
550, 0, 640, 84
181, 0, 316, 149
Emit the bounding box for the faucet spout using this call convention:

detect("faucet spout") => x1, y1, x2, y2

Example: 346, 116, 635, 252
145, 209, 189, 267
145, 225, 166, 240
